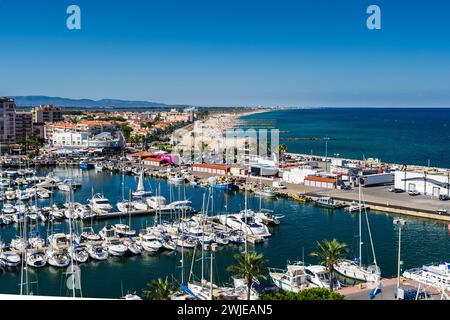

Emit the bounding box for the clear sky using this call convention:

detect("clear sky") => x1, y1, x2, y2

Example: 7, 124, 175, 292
1, 0, 449, 107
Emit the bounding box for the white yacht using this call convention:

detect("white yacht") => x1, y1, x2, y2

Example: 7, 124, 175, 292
105, 240, 128, 257
168, 173, 185, 184
99, 225, 118, 240
403, 262, 450, 291
0, 249, 21, 267
46, 250, 70, 268
217, 210, 271, 238
90, 194, 113, 214
169, 200, 194, 213
117, 200, 148, 213
114, 223, 136, 238
69, 245, 89, 263
123, 238, 143, 255
27, 250, 47, 268
139, 231, 163, 252
269, 262, 309, 293
80, 227, 102, 242
304, 265, 341, 290
254, 209, 283, 226
87, 244, 109, 261
344, 201, 370, 213
146, 196, 167, 210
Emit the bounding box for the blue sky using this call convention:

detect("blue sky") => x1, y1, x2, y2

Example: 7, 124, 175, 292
1, 0, 449, 107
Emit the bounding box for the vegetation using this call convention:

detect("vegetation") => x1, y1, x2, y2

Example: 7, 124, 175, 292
142, 277, 174, 300
227, 251, 266, 300
279, 143, 287, 161
260, 288, 345, 300
120, 124, 133, 143
310, 239, 349, 291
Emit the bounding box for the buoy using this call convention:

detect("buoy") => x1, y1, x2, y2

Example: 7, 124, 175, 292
448, 224, 450, 230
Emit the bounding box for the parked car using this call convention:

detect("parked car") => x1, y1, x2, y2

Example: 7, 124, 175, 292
439, 195, 450, 201
389, 188, 405, 193
437, 208, 448, 215
408, 190, 420, 196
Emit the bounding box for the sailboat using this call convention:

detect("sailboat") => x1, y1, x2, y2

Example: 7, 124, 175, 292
334, 176, 380, 283
132, 169, 152, 198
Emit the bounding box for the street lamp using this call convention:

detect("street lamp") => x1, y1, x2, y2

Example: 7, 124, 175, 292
393, 218, 406, 300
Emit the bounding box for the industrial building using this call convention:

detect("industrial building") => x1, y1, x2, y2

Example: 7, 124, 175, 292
394, 170, 450, 197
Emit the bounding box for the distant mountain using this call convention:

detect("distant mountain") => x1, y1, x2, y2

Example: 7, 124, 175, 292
12, 96, 190, 108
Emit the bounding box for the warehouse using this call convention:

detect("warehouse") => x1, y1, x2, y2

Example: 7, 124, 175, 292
191, 163, 229, 175
394, 170, 450, 197
304, 176, 338, 189
143, 157, 164, 167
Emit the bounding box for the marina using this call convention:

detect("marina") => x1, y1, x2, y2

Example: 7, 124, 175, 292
0, 164, 449, 299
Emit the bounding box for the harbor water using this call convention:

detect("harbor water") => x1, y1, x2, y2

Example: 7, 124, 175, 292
1, 167, 450, 298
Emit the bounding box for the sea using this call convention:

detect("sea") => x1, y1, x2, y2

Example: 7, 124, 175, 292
240, 108, 450, 168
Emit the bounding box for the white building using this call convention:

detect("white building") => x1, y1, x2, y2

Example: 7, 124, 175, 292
282, 167, 318, 184
394, 170, 450, 197
51, 131, 124, 149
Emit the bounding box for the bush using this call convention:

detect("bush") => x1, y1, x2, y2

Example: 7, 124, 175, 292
260, 288, 345, 300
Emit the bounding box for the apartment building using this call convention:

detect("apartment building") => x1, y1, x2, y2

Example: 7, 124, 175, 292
0, 97, 16, 144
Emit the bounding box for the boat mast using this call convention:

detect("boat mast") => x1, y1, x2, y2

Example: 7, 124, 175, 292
209, 250, 214, 300
244, 176, 248, 254
358, 175, 362, 266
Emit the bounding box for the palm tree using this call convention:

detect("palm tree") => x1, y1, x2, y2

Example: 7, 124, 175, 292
142, 277, 173, 300
279, 144, 287, 165
199, 141, 208, 163
310, 239, 349, 291
227, 251, 266, 300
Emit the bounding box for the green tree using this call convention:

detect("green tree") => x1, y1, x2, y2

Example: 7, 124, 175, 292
227, 251, 266, 300
279, 143, 287, 164
260, 288, 345, 300
120, 124, 133, 143
142, 277, 174, 300
199, 141, 208, 163
310, 239, 349, 291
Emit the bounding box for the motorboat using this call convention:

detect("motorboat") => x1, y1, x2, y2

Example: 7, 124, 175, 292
114, 224, 137, 238
46, 250, 70, 268
139, 232, 163, 252
212, 231, 229, 245
169, 200, 194, 213
146, 196, 167, 210
173, 235, 196, 249
304, 265, 341, 290
168, 173, 185, 184
344, 201, 370, 213
403, 262, 450, 291
254, 186, 276, 198
105, 240, 128, 257
123, 238, 143, 255
0, 249, 21, 267
80, 228, 102, 242
11, 236, 28, 251
90, 194, 113, 214
269, 262, 309, 293
254, 209, 283, 226
314, 197, 346, 209
28, 232, 45, 249
117, 200, 148, 213
87, 244, 109, 261
217, 210, 271, 238
69, 245, 89, 263
26, 251, 47, 268
99, 225, 118, 240
48, 233, 69, 250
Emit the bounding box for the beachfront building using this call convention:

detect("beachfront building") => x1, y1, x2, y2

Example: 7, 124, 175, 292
0, 97, 16, 144
394, 170, 450, 197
